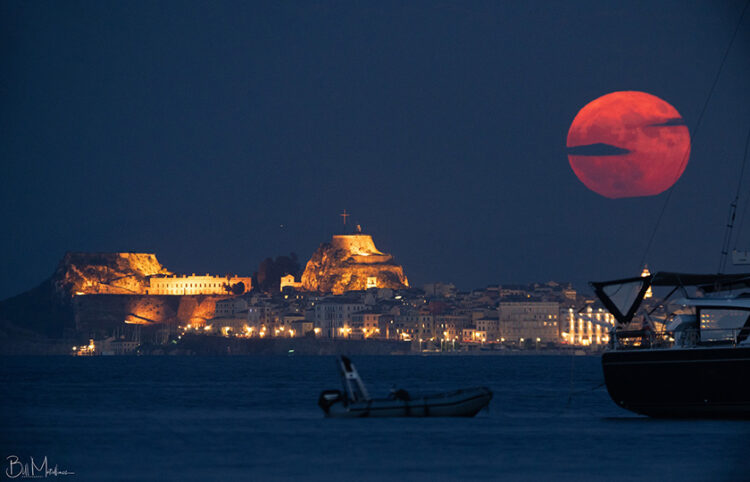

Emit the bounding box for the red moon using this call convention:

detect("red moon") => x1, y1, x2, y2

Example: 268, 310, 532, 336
567, 91, 691, 199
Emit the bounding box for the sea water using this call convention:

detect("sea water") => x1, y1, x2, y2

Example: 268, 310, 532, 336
1, 355, 748, 481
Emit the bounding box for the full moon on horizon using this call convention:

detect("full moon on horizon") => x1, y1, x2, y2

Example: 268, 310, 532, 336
566, 91, 691, 199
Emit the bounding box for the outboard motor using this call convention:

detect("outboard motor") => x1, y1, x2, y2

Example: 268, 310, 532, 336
318, 389, 343, 414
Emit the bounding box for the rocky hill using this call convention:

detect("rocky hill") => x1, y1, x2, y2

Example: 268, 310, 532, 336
0, 278, 75, 340
0, 252, 211, 347
54, 252, 171, 297
301, 234, 409, 294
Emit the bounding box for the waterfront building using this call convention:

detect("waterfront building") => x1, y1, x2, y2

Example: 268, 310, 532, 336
498, 301, 560, 344
462, 328, 487, 343
561, 306, 613, 347
474, 317, 501, 341
290, 319, 314, 337
248, 304, 273, 327
434, 314, 471, 341
396, 312, 435, 341
208, 297, 251, 335
281, 312, 305, 327
350, 310, 382, 339
313, 298, 367, 338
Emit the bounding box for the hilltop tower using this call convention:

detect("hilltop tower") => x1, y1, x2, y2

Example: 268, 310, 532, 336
300, 218, 408, 294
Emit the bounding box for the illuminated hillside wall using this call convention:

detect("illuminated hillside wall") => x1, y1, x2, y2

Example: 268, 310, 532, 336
301, 234, 408, 294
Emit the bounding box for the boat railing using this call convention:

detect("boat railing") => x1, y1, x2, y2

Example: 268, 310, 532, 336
611, 327, 750, 350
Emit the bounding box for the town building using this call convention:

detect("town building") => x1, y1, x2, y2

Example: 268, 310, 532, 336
561, 306, 613, 347
214, 297, 249, 317
434, 314, 471, 341
248, 304, 273, 327
396, 312, 434, 341
208, 297, 251, 335
313, 298, 367, 338
474, 317, 501, 342
350, 310, 382, 339
290, 319, 314, 337
498, 301, 560, 345
462, 328, 487, 343
423, 282, 457, 298
279, 274, 302, 292
148, 274, 252, 295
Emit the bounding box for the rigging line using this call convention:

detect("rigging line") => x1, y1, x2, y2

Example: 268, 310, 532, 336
719, 127, 750, 272
638, 0, 750, 271
730, 128, 750, 251
734, 184, 750, 249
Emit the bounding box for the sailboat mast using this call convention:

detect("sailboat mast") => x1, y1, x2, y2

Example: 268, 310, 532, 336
718, 128, 750, 273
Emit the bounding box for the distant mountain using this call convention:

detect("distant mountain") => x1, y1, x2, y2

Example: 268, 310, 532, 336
0, 277, 74, 340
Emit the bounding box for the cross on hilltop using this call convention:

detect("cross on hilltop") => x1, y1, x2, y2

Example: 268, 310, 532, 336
339, 210, 364, 234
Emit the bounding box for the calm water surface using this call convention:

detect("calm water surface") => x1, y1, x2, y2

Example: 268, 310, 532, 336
1, 355, 747, 481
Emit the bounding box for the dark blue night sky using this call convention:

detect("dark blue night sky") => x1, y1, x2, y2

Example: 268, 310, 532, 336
2, 1, 749, 298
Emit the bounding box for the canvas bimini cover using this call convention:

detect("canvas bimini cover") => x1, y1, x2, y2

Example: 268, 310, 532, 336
590, 272, 750, 325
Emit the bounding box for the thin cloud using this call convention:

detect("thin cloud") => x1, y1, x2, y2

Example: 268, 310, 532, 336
566, 143, 630, 156
648, 117, 687, 127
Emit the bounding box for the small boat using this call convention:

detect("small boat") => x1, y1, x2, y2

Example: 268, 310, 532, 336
318, 356, 492, 418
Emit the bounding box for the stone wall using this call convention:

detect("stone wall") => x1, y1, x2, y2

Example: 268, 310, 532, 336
74, 294, 223, 338
330, 234, 385, 255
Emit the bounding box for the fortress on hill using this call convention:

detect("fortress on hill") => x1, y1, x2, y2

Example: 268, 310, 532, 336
329, 234, 394, 264
55, 222, 408, 301
300, 225, 409, 295
56, 252, 252, 297
0, 217, 409, 347
52, 219, 408, 300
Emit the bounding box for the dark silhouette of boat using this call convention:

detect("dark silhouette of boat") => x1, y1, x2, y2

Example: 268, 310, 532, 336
592, 272, 750, 418
318, 356, 492, 418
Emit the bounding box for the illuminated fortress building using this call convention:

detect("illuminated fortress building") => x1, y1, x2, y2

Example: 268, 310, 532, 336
301, 225, 409, 295
55, 252, 251, 297
147, 274, 252, 295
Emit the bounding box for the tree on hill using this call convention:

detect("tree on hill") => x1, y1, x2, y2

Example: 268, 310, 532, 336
254, 253, 300, 293
222, 281, 246, 295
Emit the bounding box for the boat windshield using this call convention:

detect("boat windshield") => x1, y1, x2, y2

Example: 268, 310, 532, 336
591, 272, 750, 350
602, 280, 646, 319
610, 304, 750, 350
699, 308, 750, 343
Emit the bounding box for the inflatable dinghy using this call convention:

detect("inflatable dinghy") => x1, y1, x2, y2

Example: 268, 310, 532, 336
318, 356, 492, 418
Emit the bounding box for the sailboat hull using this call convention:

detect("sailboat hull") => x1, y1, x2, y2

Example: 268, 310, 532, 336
602, 346, 750, 418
